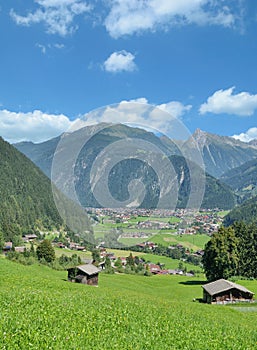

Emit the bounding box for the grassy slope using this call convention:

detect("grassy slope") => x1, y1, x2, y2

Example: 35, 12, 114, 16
1, 258, 257, 349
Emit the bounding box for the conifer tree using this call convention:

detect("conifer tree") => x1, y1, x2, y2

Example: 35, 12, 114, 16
36, 239, 55, 263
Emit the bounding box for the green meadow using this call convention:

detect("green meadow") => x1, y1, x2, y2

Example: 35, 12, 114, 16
137, 253, 199, 271
1, 258, 257, 349
151, 233, 210, 251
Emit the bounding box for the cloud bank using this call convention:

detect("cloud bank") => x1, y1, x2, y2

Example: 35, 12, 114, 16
10, 1, 240, 38
104, 0, 236, 38
0, 109, 73, 143
0, 98, 192, 143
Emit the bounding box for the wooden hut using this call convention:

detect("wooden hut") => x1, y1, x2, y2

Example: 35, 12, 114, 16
202, 279, 254, 304
67, 264, 100, 286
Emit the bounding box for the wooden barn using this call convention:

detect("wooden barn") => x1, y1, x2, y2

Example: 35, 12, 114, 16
67, 264, 100, 286
202, 279, 254, 304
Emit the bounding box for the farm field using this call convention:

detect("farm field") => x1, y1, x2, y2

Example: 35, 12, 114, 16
150, 233, 210, 251
137, 253, 200, 271
126, 215, 180, 223
1, 258, 257, 349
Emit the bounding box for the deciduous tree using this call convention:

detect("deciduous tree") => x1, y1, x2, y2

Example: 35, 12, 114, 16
202, 226, 239, 281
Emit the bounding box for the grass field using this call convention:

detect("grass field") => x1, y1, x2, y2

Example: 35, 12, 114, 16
217, 210, 230, 217
1, 258, 257, 349
126, 216, 180, 223
138, 253, 200, 271
118, 237, 150, 246
151, 233, 210, 251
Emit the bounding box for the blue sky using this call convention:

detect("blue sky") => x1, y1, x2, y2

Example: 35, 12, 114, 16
1, 0, 257, 143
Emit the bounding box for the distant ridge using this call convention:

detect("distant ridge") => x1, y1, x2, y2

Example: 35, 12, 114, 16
183, 129, 257, 178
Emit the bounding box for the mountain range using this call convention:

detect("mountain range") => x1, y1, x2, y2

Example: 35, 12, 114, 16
1, 123, 257, 241
15, 123, 237, 210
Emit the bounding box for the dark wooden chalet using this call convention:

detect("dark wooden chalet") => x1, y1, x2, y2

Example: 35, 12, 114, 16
67, 264, 100, 286
202, 279, 254, 304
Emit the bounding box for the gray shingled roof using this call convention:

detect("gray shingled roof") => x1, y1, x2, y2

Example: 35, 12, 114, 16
77, 264, 100, 276
202, 279, 254, 296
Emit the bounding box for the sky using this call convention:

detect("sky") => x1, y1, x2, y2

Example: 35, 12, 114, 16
1, 0, 257, 143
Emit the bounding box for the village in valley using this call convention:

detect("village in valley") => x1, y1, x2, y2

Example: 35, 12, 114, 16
3, 208, 226, 278
54, 208, 226, 275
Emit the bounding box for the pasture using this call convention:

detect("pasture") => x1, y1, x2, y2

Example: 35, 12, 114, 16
151, 233, 210, 251
1, 258, 257, 349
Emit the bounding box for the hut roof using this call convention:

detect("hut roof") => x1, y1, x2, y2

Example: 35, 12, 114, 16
76, 264, 100, 276
202, 279, 254, 296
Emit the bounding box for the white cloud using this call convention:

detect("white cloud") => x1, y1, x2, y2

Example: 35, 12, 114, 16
10, 0, 91, 36
0, 109, 74, 143
0, 99, 192, 143
104, 0, 237, 38
103, 50, 137, 73
199, 87, 257, 116
232, 127, 257, 142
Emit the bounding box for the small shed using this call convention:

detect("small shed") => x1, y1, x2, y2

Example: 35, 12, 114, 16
67, 264, 100, 286
202, 279, 254, 304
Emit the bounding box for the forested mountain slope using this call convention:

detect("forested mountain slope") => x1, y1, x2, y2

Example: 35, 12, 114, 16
0, 137, 63, 240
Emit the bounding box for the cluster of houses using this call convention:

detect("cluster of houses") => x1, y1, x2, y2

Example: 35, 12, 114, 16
3, 234, 38, 253
87, 207, 225, 237
119, 232, 150, 240
135, 241, 158, 250
3, 232, 87, 254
